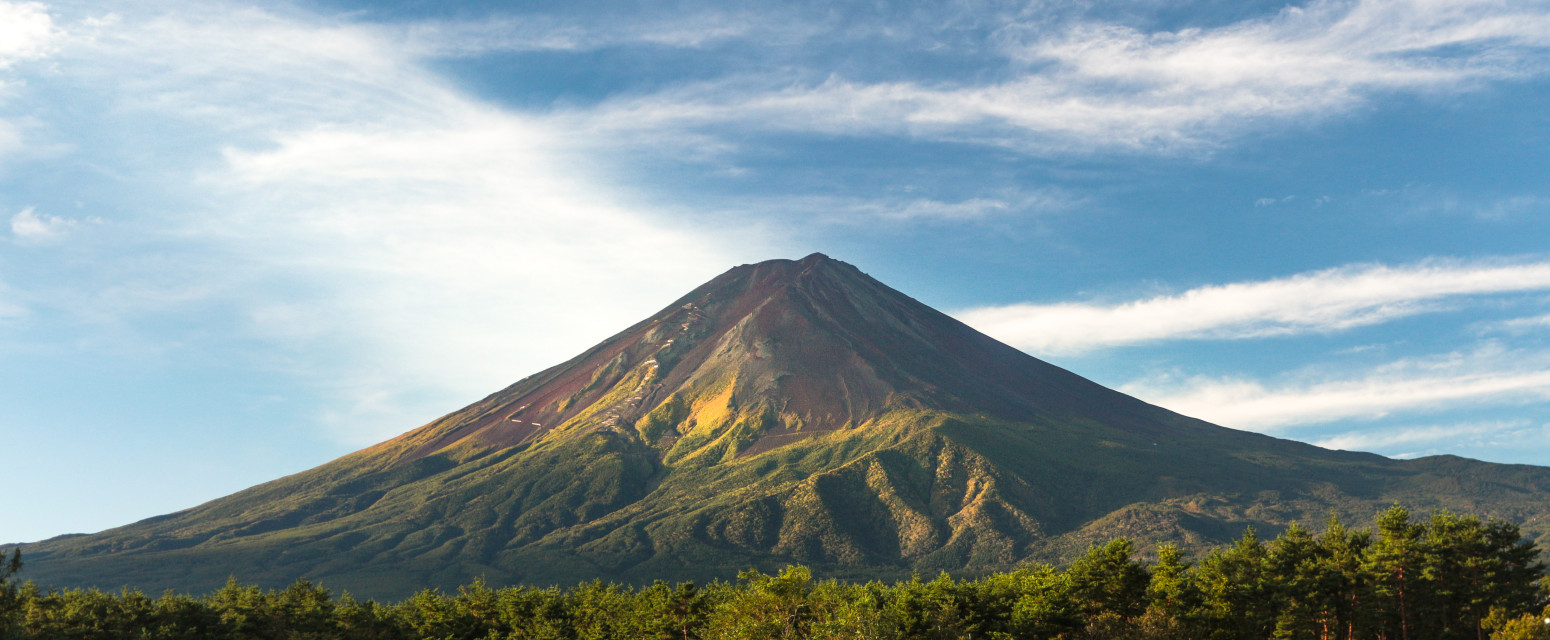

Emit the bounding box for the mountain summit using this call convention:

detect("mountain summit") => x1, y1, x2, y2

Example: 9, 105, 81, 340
22, 255, 1550, 599
388, 252, 1178, 466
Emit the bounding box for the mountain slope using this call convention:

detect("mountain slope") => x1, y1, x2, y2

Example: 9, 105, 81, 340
21, 254, 1550, 599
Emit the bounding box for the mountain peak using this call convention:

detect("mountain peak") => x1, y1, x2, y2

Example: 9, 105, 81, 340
727, 252, 847, 289
383, 254, 1168, 465
744, 251, 832, 267
22, 254, 1550, 599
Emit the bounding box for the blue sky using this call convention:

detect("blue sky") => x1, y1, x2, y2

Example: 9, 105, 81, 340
3, 0, 1550, 544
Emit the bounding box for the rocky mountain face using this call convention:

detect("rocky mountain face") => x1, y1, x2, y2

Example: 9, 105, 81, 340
21, 254, 1550, 599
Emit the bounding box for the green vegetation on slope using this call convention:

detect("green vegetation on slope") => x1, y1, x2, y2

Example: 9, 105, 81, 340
17, 255, 1550, 602
20, 406, 1550, 601
5, 508, 1547, 640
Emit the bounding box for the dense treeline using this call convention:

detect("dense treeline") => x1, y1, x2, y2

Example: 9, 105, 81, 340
3, 507, 1546, 640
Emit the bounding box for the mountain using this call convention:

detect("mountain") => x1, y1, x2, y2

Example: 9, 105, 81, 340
20, 254, 1550, 600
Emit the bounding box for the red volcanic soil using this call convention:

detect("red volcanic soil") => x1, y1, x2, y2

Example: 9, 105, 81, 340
382, 253, 1176, 462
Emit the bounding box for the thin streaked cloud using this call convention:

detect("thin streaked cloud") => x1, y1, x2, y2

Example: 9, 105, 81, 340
1123, 346, 1550, 431
727, 189, 1078, 225
1480, 313, 1550, 335
1313, 420, 1547, 454
958, 259, 1550, 355
567, 0, 1550, 153
395, 11, 772, 57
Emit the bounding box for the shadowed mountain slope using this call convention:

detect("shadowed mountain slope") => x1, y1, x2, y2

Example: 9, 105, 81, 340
20, 254, 1550, 599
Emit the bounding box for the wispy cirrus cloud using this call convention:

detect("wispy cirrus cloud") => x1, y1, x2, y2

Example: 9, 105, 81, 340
865, 194, 1065, 221
394, 11, 773, 57
724, 188, 1077, 226
1359, 186, 1550, 222
565, 0, 1550, 153
1483, 313, 1550, 334
1123, 345, 1550, 431
18, 1, 767, 444
957, 259, 1550, 355
1312, 420, 1548, 456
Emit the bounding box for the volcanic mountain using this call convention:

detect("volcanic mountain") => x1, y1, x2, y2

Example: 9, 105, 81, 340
21, 254, 1550, 599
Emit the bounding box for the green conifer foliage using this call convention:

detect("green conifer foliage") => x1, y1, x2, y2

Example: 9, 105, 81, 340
4, 507, 1545, 640
0, 549, 21, 639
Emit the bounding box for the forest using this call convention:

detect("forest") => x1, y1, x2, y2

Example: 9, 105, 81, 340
2, 507, 1546, 640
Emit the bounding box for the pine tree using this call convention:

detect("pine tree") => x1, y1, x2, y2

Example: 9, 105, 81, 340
1367, 506, 1428, 640
1066, 538, 1151, 621
1319, 515, 1374, 640
1148, 543, 1202, 637
1269, 523, 1328, 640
1199, 527, 1273, 640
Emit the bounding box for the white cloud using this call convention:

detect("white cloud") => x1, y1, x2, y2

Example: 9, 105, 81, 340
1477, 195, 1550, 220
1312, 420, 1544, 453
0, 1, 58, 67
1364, 186, 1550, 221
727, 189, 1075, 225
214, 114, 754, 436
878, 197, 1018, 221
0, 1, 60, 158
395, 11, 768, 57
571, 0, 1550, 152
9, 206, 76, 242
1485, 313, 1550, 334
24, 1, 770, 444
957, 259, 1550, 355
1123, 346, 1550, 430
